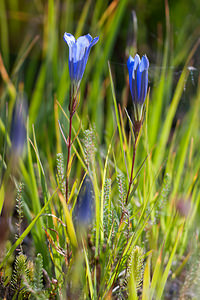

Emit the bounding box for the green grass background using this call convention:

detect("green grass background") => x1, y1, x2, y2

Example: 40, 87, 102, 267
0, 0, 200, 298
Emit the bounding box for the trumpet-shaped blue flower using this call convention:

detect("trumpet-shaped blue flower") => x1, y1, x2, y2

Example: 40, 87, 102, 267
74, 175, 95, 230
127, 54, 149, 121
10, 96, 27, 158
63, 33, 99, 86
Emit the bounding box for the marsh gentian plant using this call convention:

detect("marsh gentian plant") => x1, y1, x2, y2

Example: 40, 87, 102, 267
63, 33, 99, 203
63, 33, 99, 114
125, 54, 149, 205
63, 33, 99, 86
127, 54, 149, 137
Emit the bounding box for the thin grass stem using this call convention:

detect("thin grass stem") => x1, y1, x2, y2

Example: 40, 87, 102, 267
125, 136, 137, 206
65, 111, 73, 203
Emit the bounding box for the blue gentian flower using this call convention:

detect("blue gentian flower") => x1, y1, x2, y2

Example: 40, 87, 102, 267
127, 54, 149, 121
63, 33, 99, 87
10, 97, 27, 157
74, 175, 95, 228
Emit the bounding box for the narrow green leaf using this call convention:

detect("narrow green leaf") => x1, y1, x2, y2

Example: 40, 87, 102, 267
156, 225, 183, 299
83, 240, 94, 299
142, 256, 151, 300
58, 191, 78, 250
154, 67, 189, 168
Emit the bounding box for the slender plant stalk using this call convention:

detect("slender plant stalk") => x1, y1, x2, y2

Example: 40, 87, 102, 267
65, 86, 75, 203
125, 136, 137, 205
118, 137, 137, 227
65, 85, 80, 203
125, 119, 142, 205
65, 111, 73, 203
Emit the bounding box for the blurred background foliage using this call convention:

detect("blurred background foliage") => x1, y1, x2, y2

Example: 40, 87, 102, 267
1, 0, 200, 298
1, 0, 200, 118
0, 1, 200, 221
1, 0, 200, 230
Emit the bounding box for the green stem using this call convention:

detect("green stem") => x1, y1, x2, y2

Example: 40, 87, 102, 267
66, 111, 73, 203
65, 85, 75, 203
125, 137, 137, 206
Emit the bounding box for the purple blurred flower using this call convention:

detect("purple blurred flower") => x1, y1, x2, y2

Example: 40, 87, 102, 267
74, 175, 95, 228
10, 98, 27, 157
63, 33, 99, 86
127, 54, 149, 121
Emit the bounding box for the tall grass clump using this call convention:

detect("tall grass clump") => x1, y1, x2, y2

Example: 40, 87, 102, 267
0, 0, 200, 298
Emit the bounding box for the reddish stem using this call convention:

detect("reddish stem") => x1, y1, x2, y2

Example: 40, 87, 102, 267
125, 137, 137, 206
65, 111, 73, 203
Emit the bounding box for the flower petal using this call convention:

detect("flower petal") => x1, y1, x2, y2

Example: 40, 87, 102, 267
76, 35, 92, 61
63, 33, 76, 62
127, 56, 134, 73
136, 66, 142, 100
63, 33, 76, 47
133, 54, 140, 70
127, 56, 135, 98
79, 36, 99, 80
77, 34, 92, 44
139, 55, 149, 72
139, 68, 148, 104
90, 36, 99, 47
